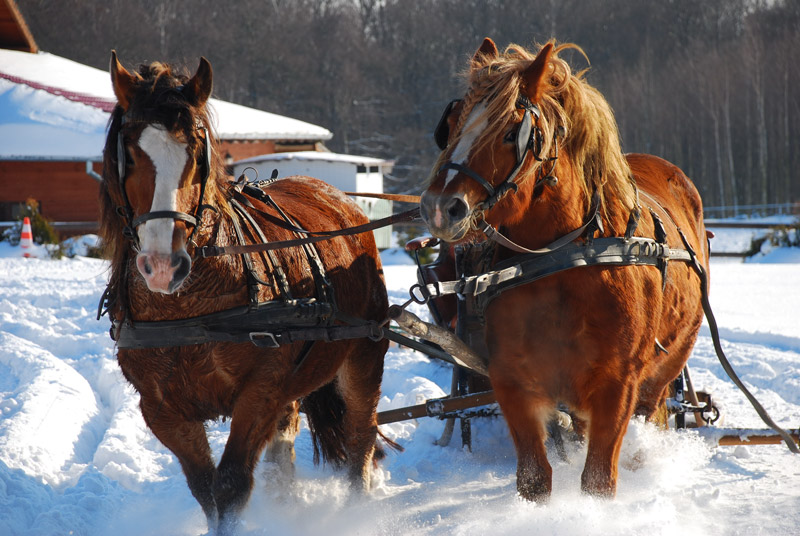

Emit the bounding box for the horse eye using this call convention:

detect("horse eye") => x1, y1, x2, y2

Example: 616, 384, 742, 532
503, 130, 517, 143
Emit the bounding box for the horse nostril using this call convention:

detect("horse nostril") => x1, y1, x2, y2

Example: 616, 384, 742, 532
171, 251, 192, 283
445, 197, 469, 222
142, 258, 153, 275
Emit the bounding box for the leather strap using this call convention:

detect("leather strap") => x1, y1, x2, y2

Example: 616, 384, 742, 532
480, 192, 602, 254
199, 206, 421, 258
415, 236, 693, 304
343, 192, 422, 203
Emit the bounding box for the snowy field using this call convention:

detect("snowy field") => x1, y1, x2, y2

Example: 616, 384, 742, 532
0, 236, 798, 536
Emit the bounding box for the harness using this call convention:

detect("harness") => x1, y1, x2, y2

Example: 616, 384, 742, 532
412, 200, 691, 318
101, 170, 384, 351
427, 93, 799, 453
434, 96, 561, 210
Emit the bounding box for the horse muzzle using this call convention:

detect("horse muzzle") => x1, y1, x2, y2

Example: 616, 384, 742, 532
420, 190, 472, 242
135, 249, 192, 294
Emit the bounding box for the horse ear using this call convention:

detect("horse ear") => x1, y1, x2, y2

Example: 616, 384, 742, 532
183, 57, 213, 107
110, 50, 136, 111
522, 42, 554, 102
473, 38, 499, 62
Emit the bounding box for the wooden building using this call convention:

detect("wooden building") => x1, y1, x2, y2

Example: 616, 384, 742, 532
0, 0, 332, 236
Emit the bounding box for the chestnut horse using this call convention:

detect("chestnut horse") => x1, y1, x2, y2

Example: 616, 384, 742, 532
99, 53, 388, 534
420, 39, 709, 501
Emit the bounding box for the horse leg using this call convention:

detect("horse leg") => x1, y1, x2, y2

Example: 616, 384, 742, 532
215, 391, 281, 535
636, 335, 697, 422
263, 401, 300, 484
140, 401, 218, 529
337, 340, 386, 493
581, 381, 637, 498
491, 377, 553, 502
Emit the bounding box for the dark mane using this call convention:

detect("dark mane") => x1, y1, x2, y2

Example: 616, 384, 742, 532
122, 63, 204, 133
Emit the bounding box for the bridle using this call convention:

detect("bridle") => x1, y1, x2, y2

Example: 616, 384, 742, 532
434, 95, 563, 211
114, 113, 214, 248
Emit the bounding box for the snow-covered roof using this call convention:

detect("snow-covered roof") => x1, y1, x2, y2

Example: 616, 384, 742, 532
237, 150, 393, 168
0, 77, 108, 160
0, 49, 332, 160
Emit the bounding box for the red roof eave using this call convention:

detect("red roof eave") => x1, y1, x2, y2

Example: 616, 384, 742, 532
0, 71, 115, 112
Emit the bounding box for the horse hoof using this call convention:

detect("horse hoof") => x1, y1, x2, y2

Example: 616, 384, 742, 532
215, 516, 244, 536
517, 480, 551, 503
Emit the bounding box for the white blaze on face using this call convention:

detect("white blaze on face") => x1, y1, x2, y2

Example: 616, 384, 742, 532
137, 125, 188, 255
444, 102, 488, 187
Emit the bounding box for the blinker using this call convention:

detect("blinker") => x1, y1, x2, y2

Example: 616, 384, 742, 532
434, 99, 461, 150
434, 96, 539, 165
515, 108, 532, 162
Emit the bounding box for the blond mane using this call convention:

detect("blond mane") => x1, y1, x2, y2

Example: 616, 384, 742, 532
430, 41, 637, 219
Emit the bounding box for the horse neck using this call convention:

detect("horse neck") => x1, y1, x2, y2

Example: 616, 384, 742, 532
491, 158, 590, 250
496, 152, 635, 249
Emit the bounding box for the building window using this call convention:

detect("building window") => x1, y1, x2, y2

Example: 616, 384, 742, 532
0, 202, 25, 222
356, 165, 380, 173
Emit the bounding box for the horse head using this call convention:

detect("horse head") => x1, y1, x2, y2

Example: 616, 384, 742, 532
107, 52, 217, 294
420, 39, 560, 242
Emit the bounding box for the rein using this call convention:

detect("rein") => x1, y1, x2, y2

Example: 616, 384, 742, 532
479, 191, 604, 255
199, 189, 421, 258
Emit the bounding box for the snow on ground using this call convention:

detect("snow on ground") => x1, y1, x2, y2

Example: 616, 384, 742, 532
0, 235, 798, 535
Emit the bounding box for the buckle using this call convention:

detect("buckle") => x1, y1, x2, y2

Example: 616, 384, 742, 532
249, 332, 280, 348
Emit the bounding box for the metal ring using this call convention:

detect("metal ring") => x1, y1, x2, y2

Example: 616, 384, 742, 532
241, 166, 258, 182
704, 405, 721, 425
409, 283, 431, 304
367, 321, 384, 342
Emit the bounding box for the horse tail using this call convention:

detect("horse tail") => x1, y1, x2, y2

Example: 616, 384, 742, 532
372, 429, 404, 468
302, 381, 348, 467
302, 381, 404, 468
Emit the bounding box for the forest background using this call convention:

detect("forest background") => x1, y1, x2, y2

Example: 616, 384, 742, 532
17, 0, 800, 213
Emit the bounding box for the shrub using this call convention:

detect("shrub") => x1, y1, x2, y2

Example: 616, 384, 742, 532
3, 199, 64, 258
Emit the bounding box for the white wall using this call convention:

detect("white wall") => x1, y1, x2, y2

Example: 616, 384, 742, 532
232, 157, 392, 248
235, 160, 358, 191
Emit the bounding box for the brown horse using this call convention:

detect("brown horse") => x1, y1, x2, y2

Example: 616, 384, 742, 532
420, 39, 709, 501
98, 53, 389, 534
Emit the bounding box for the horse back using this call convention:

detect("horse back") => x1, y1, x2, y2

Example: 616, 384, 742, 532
256, 175, 388, 318
626, 153, 708, 267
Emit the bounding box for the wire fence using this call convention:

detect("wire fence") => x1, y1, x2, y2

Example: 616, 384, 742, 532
703, 203, 799, 220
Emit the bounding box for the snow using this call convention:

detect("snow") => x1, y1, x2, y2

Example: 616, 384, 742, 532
236, 150, 391, 167
0, 49, 332, 161
0, 237, 799, 536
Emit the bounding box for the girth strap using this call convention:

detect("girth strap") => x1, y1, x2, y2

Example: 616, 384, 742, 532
112, 299, 350, 349
415, 236, 692, 305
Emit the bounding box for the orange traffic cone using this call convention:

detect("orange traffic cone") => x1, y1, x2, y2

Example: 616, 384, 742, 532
20, 217, 33, 258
